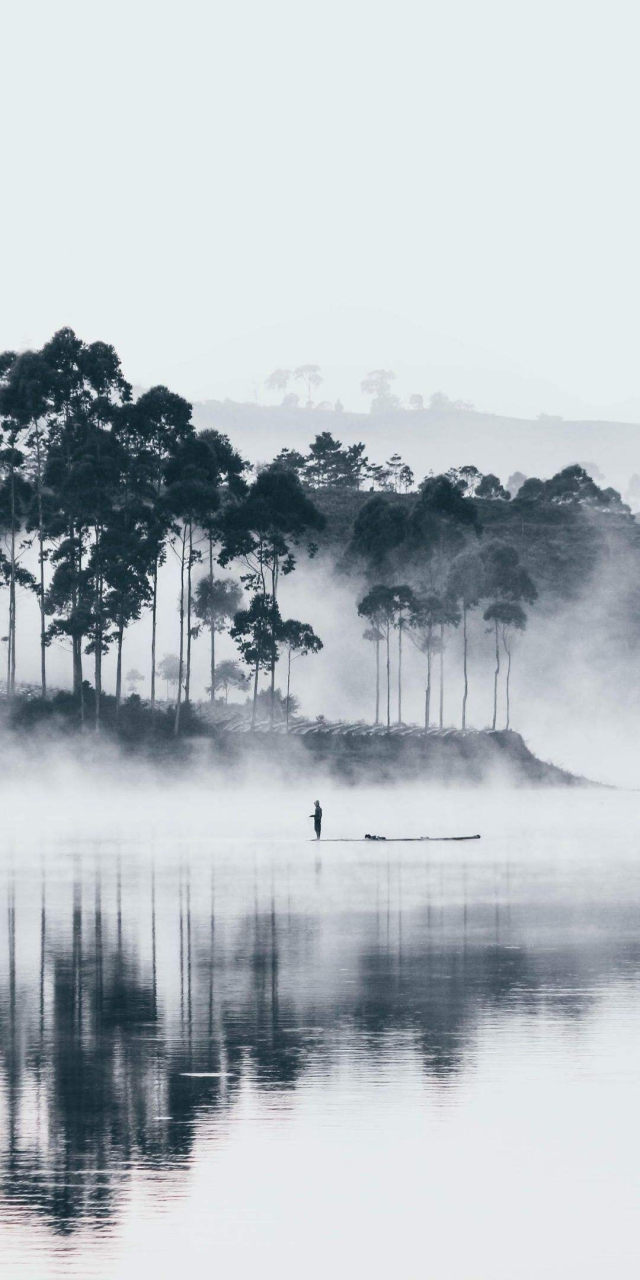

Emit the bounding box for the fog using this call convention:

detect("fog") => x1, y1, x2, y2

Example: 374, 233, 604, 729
5, 504, 640, 789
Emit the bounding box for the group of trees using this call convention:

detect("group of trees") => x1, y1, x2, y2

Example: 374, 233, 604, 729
274, 433, 414, 492
219, 464, 325, 725
354, 476, 538, 732
3, 327, 628, 738
0, 329, 327, 732
263, 365, 475, 415
264, 365, 326, 410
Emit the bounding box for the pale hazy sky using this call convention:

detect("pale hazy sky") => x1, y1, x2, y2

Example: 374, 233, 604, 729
2, 0, 639, 418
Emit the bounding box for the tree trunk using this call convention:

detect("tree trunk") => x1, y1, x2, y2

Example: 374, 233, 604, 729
375, 638, 380, 725
462, 604, 468, 731
492, 618, 500, 731
504, 631, 511, 730
5, 594, 10, 699
397, 619, 403, 726
251, 658, 260, 728
209, 536, 215, 704
76, 530, 84, 729
115, 620, 124, 716
269, 560, 279, 728
425, 628, 432, 735
8, 461, 16, 701
72, 637, 82, 699
174, 528, 186, 736
94, 625, 101, 733
72, 633, 85, 729
94, 539, 102, 733
150, 558, 158, 711
386, 624, 391, 730
286, 648, 292, 731
10, 576, 16, 698
269, 650, 276, 726
439, 622, 444, 729
185, 523, 193, 707
34, 422, 47, 698
7, 564, 14, 700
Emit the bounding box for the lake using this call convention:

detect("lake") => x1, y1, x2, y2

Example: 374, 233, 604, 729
1, 782, 639, 1279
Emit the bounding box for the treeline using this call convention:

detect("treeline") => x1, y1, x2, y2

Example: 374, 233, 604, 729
346, 463, 630, 731
353, 484, 536, 732
263, 364, 474, 414
274, 434, 414, 492
0, 329, 327, 733
0, 328, 631, 737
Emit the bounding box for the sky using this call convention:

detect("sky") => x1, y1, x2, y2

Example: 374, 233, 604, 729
2, 0, 640, 419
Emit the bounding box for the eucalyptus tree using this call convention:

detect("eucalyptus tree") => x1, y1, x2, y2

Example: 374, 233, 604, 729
133, 386, 194, 710
348, 495, 409, 578
39, 328, 131, 722
384, 453, 414, 492
293, 364, 323, 408
481, 541, 537, 730
434, 595, 460, 730
0, 349, 51, 696
358, 581, 417, 726
219, 464, 324, 721
196, 428, 247, 702
393, 585, 418, 725
357, 585, 400, 730
362, 626, 383, 724
193, 575, 242, 704
101, 503, 155, 720
162, 436, 221, 733
102, 398, 168, 721
408, 473, 481, 589
211, 658, 249, 703
75, 420, 123, 726
279, 618, 323, 729
407, 592, 442, 733
476, 473, 510, 500
483, 602, 527, 729
360, 370, 400, 414
265, 369, 291, 395
230, 592, 283, 727
157, 653, 180, 701
126, 669, 144, 695
0, 411, 34, 700
446, 547, 485, 729
408, 592, 458, 731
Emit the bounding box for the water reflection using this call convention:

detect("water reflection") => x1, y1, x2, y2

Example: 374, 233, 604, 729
1, 833, 640, 1264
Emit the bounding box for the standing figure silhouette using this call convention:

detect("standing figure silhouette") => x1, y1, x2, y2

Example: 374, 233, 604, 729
310, 800, 322, 839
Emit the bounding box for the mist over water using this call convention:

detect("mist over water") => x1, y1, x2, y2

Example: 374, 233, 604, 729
7, 531, 640, 788
1, 785, 640, 1279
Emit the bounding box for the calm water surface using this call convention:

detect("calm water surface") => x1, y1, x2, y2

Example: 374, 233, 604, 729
1, 785, 639, 1279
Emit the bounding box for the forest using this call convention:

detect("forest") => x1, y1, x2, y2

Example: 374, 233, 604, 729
0, 329, 636, 744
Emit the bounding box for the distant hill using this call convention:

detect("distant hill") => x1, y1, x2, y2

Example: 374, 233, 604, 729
192, 399, 640, 499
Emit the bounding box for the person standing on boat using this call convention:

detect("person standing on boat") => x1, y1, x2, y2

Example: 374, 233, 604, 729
310, 800, 322, 839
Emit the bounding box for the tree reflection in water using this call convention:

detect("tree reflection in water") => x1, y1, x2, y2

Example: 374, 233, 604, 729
0, 845, 638, 1237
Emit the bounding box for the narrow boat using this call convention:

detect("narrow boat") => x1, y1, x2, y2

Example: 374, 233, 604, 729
316, 834, 481, 843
